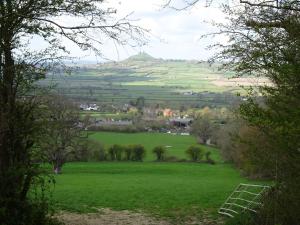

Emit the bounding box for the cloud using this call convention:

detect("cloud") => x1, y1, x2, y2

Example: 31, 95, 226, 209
29, 0, 227, 61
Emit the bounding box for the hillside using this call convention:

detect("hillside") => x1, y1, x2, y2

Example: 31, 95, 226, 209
40, 53, 265, 108
124, 52, 157, 62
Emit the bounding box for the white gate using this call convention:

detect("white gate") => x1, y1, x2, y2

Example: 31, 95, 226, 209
218, 183, 270, 218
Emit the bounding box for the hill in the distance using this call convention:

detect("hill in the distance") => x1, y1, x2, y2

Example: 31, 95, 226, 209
125, 52, 156, 62
41, 52, 269, 108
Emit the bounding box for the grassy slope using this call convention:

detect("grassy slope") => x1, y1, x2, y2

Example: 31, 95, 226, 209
52, 132, 268, 220
40, 55, 239, 108
53, 162, 256, 219
89, 131, 221, 161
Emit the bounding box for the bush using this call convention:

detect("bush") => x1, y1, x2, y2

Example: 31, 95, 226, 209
108, 144, 124, 161
88, 125, 145, 133
71, 140, 107, 162
205, 151, 215, 164
225, 211, 257, 225
152, 146, 167, 161
124, 146, 133, 161
131, 144, 146, 161
92, 144, 107, 161
185, 146, 203, 162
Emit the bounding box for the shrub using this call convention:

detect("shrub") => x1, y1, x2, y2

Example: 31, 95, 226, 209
73, 140, 107, 162
225, 211, 256, 225
205, 151, 215, 165
186, 146, 203, 162
92, 144, 107, 161
108, 144, 124, 161
88, 125, 145, 133
131, 144, 146, 161
124, 146, 133, 161
152, 146, 166, 161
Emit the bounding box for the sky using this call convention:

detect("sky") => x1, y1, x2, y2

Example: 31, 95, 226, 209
32, 0, 228, 62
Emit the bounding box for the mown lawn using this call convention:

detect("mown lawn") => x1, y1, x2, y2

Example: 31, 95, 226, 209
89, 131, 222, 162
53, 162, 258, 219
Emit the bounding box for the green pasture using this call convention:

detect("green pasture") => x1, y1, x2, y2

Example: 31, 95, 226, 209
89, 131, 222, 162
52, 162, 262, 220
51, 132, 269, 221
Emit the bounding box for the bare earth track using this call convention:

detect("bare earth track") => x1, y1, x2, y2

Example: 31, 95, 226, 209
56, 208, 224, 225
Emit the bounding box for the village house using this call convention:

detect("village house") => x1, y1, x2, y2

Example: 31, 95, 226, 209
80, 103, 99, 111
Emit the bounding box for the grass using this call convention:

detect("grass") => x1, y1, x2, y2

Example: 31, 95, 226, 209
51, 132, 268, 221
52, 162, 261, 219
89, 131, 221, 162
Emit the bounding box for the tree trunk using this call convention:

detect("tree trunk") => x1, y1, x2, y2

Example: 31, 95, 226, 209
53, 164, 62, 174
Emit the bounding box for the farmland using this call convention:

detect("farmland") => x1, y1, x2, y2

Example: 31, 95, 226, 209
40, 53, 244, 109
53, 162, 255, 220
52, 132, 268, 223
89, 131, 221, 161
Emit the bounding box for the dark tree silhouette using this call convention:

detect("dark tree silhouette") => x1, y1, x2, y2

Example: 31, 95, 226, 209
0, 1, 146, 224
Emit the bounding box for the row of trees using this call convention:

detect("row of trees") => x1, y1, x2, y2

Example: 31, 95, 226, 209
77, 143, 215, 164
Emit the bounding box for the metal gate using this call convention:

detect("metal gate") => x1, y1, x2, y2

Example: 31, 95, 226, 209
218, 183, 270, 218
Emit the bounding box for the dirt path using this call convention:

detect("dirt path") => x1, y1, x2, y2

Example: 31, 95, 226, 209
56, 209, 170, 225
56, 208, 224, 225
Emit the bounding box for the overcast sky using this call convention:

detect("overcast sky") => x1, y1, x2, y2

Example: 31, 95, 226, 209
32, 0, 227, 62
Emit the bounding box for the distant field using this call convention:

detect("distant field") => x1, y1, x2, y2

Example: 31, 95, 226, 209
89, 131, 221, 161
40, 54, 242, 108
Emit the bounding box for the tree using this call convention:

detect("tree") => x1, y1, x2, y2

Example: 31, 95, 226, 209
165, 0, 300, 223
131, 144, 146, 161
191, 116, 213, 144
216, 118, 275, 177
186, 146, 203, 161
108, 144, 124, 161
152, 146, 167, 161
124, 146, 133, 161
136, 96, 145, 113
0, 1, 145, 224
40, 95, 82, 174
210, 1, 300, 224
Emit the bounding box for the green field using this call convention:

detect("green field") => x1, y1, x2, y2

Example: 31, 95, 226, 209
89, 131, 221, 161
53, 162, 258, 220
52, 132, 268, 222
40, 53, 240, 108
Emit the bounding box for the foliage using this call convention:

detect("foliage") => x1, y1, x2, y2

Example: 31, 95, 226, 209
212, 1, 300, 224
152, 146, 167, 161
204, 152, 215, 165
224, 211, 257, 225
72, 140, 106, 162
124, 146, 133, 161
90, 131, 221, 162
185, 146, 203, 161
39, 95, 82, 174
191, 116, 213, 144
0, 0, 145, 223
131, 144, 146, 161
136, 96, 146, 113
88, 124, 145, 133
108, 145, 124, 161
93, 144, 107, 162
